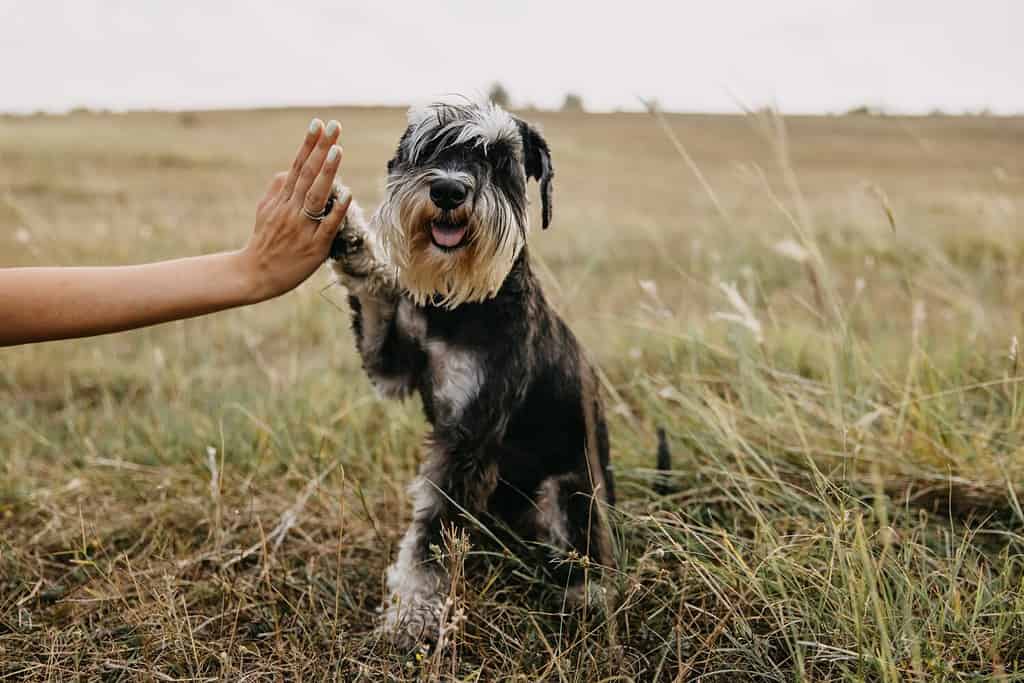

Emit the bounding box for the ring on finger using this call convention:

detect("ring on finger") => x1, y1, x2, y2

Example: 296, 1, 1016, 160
302, 205, 330, 221
302, 185, 342, 222
302, 196, 334, 222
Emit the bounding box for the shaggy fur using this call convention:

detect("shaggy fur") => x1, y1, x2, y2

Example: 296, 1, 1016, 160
330, 100, 613, 648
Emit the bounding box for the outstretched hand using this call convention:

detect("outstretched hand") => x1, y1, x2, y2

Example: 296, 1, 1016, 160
238, 118, 352, 302
0, 118, 355, 347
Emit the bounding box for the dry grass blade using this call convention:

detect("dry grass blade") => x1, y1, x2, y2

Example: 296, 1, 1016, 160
3, 106, 1024, 680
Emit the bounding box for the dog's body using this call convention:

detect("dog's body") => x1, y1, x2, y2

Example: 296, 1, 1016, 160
331, 101, 614, 646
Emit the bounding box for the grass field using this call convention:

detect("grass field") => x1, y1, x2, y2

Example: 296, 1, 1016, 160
3, 106, 1024, 681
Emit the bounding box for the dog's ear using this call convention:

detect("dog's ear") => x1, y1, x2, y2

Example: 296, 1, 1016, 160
516, 119, 554, 229
388, 126, 414, 173
387, 131, 407, 174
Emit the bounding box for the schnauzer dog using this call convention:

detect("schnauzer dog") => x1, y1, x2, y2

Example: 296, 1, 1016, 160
331, 101, 614, 647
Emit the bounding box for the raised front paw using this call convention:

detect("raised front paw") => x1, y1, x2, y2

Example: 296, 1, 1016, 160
328, 200, 395, 296
330, 214, 375, 278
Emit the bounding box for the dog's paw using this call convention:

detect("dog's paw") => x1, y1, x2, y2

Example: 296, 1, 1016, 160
565, 580, 614, 615
377, 593, 442, 651
330, 219, 370, 272
330, 214, 394, 297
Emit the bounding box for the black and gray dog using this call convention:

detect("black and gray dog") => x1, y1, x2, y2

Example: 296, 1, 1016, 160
330, 101, 614, 646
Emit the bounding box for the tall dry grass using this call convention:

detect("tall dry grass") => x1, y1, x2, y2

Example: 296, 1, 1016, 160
2, 106, 1024, 680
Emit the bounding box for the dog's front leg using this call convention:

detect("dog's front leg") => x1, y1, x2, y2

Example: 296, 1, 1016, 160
381, 351, 521, 648
380, 446, 498, 649
331, 202, 425, 398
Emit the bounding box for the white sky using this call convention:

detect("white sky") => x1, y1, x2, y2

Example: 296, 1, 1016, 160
1, 0, 1021, 114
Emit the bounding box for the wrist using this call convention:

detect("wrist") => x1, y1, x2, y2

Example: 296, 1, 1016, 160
228, 248, 272, 305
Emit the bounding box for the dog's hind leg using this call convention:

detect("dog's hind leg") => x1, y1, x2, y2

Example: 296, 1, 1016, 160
533, 364, 616, 603
533, 471, 614, 601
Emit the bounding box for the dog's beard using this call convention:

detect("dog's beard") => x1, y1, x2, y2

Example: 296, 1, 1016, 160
376, 181, 525, 309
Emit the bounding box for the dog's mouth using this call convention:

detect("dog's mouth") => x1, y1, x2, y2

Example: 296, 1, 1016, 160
430, 217, 469, 251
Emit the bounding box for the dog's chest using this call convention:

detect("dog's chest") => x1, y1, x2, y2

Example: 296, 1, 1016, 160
396, 299, 484, 420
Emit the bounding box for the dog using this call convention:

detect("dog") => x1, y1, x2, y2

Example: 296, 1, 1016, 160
330, 100, 615, 647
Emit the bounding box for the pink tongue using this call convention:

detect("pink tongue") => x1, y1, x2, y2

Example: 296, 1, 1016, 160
432, 224, 467, 247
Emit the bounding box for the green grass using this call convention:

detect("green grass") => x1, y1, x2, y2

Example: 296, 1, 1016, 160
2, 106, 1024, 680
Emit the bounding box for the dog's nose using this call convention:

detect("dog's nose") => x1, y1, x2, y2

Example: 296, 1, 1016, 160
429, 178, 468, 210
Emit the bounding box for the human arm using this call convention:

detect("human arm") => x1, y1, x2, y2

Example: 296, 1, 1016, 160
0, 118, 350, 347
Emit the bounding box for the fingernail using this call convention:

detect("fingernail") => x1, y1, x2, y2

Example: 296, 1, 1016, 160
327, 145, 340, 163
325, 120, 340, 136
309, 118, 322, 134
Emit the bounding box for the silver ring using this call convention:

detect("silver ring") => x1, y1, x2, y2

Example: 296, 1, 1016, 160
301, 188, 339, 222
302, 204, 330, 222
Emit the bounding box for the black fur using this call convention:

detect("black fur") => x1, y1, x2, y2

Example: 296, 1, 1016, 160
654, 427, 672, 496
335, 104, 609, 643
515, 119, 554, 229
345, 249, 614, 563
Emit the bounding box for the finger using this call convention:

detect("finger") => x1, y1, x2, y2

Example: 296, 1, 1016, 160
282, 119, 323, 197
303, 145, 343, 215
293, 119, 341, 200
315, 188, 352, 244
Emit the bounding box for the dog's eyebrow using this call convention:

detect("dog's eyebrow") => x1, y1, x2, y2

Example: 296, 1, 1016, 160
406, 102, 520, 165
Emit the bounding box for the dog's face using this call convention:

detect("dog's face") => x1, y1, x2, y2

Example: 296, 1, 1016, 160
374, 101, 553, 308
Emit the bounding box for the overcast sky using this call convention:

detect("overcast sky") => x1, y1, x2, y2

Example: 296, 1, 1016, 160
1, 0, 1021, 115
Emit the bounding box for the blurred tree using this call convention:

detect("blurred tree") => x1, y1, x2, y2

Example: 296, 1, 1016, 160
561, 93, 585, 112
488, 82, 511, 108
845, 105, 884, 116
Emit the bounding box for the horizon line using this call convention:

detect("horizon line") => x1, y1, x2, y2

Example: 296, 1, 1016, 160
3, 101, 1021, 119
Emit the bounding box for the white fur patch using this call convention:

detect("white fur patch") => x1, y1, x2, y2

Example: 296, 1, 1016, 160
426, 340, 483, 420
404, 100, 521, 163
407, 474, 445, 520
